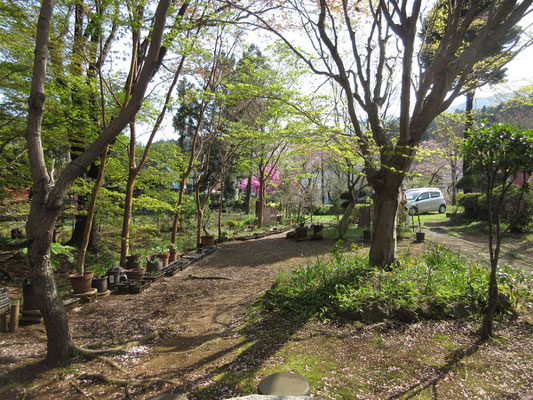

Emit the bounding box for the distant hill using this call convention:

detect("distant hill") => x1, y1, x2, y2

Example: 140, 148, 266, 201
450, 94, 508, 112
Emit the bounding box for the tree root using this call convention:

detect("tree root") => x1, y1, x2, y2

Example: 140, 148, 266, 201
72, 328, 169, 358
98, 356, 129, 374
69, 380, 96, 400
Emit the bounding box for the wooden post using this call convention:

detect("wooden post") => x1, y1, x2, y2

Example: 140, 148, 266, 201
10, 302, 20, 332
0, 314, 8, 332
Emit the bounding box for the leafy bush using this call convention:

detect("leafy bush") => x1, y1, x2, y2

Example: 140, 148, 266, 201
226, 220, 240, 229
261, 243, 531, 322
457, 193, 483, 218
313, 203, 332, 215
458, 186, 532, 232
478, 185, 532, 233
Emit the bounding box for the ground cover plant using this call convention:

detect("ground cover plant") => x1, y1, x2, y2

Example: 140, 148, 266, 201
261, 243, 532, 323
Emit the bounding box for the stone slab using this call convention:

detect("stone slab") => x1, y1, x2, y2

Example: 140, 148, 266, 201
258, 372, 310, 395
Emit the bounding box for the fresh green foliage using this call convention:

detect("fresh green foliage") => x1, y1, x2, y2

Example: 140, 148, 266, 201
262, 243, 530, 321
23, 242, 75, 270
91, 264, 108, 278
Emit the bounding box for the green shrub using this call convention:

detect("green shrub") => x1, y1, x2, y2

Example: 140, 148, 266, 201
459, 186, 532, 232
313, 203, 332, 215
226, 220, 240, 229
457, 192, 483, 218
242, 215, 258, 226
478, 185, 532, 233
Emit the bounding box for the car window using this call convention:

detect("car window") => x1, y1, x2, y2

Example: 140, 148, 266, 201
430, 192, 441, 198
406, 192, 419, 200
418, 192, 429, 200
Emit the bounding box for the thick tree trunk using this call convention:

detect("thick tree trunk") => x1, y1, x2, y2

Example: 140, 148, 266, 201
25, 0, 73, 365
368, 186, 400, 267
24, 0, 172, 365
27, 196, 72, 364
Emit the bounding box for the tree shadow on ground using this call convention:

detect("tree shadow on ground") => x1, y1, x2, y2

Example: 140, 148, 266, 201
388, 339, 482, 399
161, 302, 313, 399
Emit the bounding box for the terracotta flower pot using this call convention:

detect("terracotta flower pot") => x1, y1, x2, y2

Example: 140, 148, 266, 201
201, 235, 215, 247
169, 247, 178, 262
295, 226, 308, 239
125, 268, 145, 281
69, 272, 94, 294
155, 252, 170, 267
125, 254, 142, 269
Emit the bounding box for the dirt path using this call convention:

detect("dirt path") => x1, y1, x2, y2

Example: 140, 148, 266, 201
0, 233, 336, 399
424, 223, 533, 274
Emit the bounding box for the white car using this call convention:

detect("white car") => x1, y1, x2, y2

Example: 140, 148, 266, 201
405, 188, 446, 215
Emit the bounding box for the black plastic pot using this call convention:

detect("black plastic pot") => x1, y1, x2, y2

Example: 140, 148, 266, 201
91, 276, 108, 293
416, 231, 425, 242
107, 267, 122, 286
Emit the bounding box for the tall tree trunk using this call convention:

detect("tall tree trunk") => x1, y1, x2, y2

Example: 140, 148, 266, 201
368, 186, 400, 267
171, 180, 187, 242
481, 175, 501, 341
450, 152, 458, 206
195, 189, 204, 247
462, 89, 475, 194
321, 155, 325, 204
25, 0, 173, 364
244, 174, 252, 214
218, 181, 224, 240
257, 170, 265, 228
120, 170, 137, 266
25, 0, 73, 365
338, 200, 355, 238
77, 149, 108, 274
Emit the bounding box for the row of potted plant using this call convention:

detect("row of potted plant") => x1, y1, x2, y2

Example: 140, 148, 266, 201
68, 243, 183, 295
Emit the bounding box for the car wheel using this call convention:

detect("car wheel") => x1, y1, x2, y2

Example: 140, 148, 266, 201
408, 207, 418, 216
439, 204, 446, 214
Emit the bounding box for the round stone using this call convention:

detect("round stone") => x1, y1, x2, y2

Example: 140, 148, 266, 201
258, 372, 310, 395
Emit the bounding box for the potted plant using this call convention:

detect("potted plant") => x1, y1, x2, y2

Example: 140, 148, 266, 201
294, 214, 308, 239
91, 265, 109, 293
146, 254, 163, 272
201, 223, 215, 247
125, 252, 145, 281
310, 223, 324, 240
151, 245, 170, 267
416, 213, 425, 242
60, 241, 92, 294
168, 242, 179, 262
